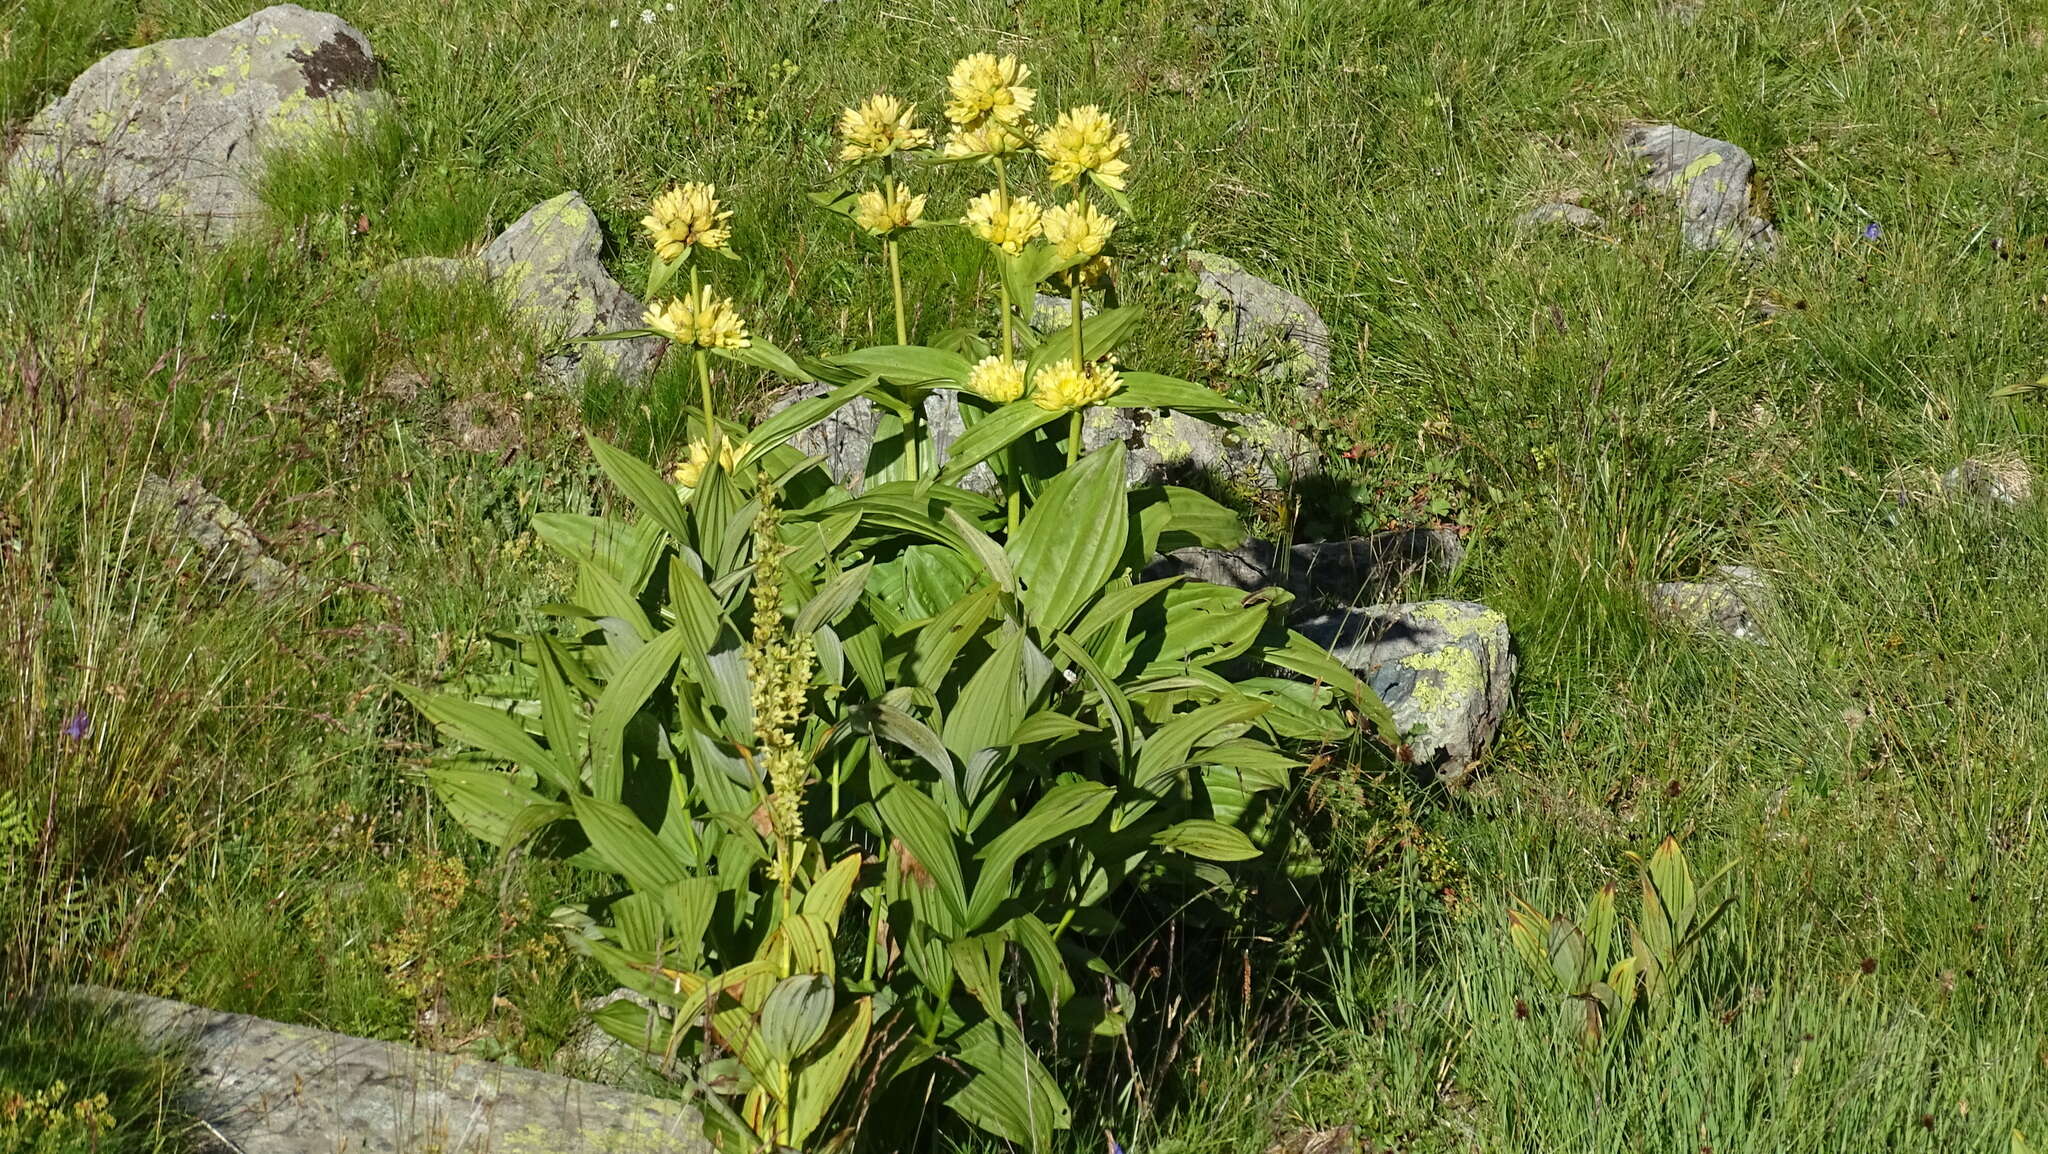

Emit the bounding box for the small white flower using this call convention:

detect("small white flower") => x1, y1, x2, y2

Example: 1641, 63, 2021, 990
640, 7, 654, 21
664, 2, 675, 8
608, 17, 619, 26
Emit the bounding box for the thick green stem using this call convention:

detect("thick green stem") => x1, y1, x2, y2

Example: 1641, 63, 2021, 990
1067, 410, 1082, 465
690, 265, 714, 433
886, 237, 908, 346
993, 157, 1015, 362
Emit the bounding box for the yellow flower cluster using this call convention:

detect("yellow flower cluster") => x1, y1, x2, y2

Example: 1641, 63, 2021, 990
641, 182, 732, 262
1030, 359, 1121, 412
943, 119, 1033, 161
644, 285, 750, 350
837, 93, 931, 163
966, 355, 1026, 403
1037, 105, 1131, 190
965, 190, 1043, 255
853, 180, 927, 236
671, 434, 753, 489
1042, 200, 1116, 264
944, 53, 1035, 128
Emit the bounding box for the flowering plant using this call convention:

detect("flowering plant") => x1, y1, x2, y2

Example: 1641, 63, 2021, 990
415, 51, 1391, 1153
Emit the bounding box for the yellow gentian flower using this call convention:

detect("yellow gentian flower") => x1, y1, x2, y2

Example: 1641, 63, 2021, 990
942, 119, 1033, 161
1042, 200, 1116, 264
837, 94, 932, 163
642, 182, 733, 262
965, 190, 1043, 255
944, 53, 1035, 127
1030, 359, 1121, 412
965, 355, 1026, 403
1037, 106, 1131, 190
852, 180, 927, 237
670, 434, 754, 488
644, 285, 750, 349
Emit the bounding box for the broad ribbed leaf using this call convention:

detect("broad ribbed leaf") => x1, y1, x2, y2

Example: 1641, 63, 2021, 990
877, 785, 968, 930
403, 687, 573, 793
1112, 373, 1242, 412
1152, 819, 1260, 861
1009, 444, 1129, 632
790, 998, 872, 1144
759, 974, 835, 1062
947, 1019, 1071, 1148
427, 768, 566, 848
828, 345, 974, 388
587, 435, 690, 544
588, 627, 690, 801
935, 403, 1063, 484
571, 793, 687, 889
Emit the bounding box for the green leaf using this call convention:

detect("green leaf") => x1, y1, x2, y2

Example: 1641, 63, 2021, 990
794, 562, 873, 635
790, 998, 872, 1144
588, 627, 690, 801
1133, 485, 1247, 556
877, 784, 969, 930
829, 345, 974, 388
1112, 372, 1242, 413
1268, 629, 1396, 741
941, 627, 1029, 763
1153, 819, 1261, 861
571, 793, 687, 889
759, 974, 835, 1063
1004, 913, 1075, 1007
997, 248, 1053, 324
947, 1019, 1071, 1149
402, 687, 574, 794
934, 403, 1064, 484
1009, 444, 1130, 631
587, 435, 690, 545
711, 336, 809, 383
969, 781, 1114, 926
1070, 577, 1179, 647
800, 851, 864, 927
426, 768, 566, 848
1133, 698, 1272, 793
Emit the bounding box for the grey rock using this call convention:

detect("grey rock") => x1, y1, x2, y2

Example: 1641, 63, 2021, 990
561, 988, 675, 1086
1030, 292, 1097, 330
8, 6, 388, 238
1147, 530, 1466, 606
1081, 406, 1319, 490
77, 986, 708, 1153
1885, 457, 2035, 510
757, 384, 1001, 495
477, 192, 663, 387
140, 474, 300, 597
1187, 251, 1332, 393
1295, 600, 1513, 785
1518, 202, 1605, 230
1939, 458, 2033, 507
1647, 564, 1768, 643
1619, 123, 1775, 254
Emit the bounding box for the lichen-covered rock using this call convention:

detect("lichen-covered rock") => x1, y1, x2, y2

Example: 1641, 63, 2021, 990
1186, 251, 1332, 393
140, 474, 300, 597
1147, 530, 1465, 606
1619, 124, 1775, 254
1030, 292, 1097, 330
477, 192, 662, 387
1647, 564, 1767, 642
1885, 457, 2035, 510
1081, 406, 1320, 490
1295, 599, 1513, 785
8, 5, 388, 237
1518, 202, 1605, 230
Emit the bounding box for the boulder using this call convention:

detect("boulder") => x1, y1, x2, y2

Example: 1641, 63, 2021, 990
8, 5, 388, 237
757, 388, 1315, 494
1186, 251, 1332, 393
1081, 406, 1320, 490
1030, 292, 1097, 330
1518, 202, 1605, 230
477, 192, 662, 387
1295, 600, 1513, 785
1885, 457, 2035, 510
1147, 530, 1465, 606
76, 986, 708, 1153
1646, 564, 1767, 642
1619, 124, 1775, 254
140, 474, 300, 597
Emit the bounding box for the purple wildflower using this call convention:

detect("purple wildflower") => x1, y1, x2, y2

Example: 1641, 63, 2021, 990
1862, 221, 1882, 241
1105, 1131, 1127, 1154
61, 710, 90, 741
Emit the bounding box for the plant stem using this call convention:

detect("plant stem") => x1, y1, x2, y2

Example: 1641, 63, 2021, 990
886, 237, 908, 346
689, 265, 714, 433
1069, 189, 1088, 369
993, 157, 1015, 361
1067, 410, 1082, 465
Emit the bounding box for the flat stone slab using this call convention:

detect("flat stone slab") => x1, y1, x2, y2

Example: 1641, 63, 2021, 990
80, 987, 708, 1154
